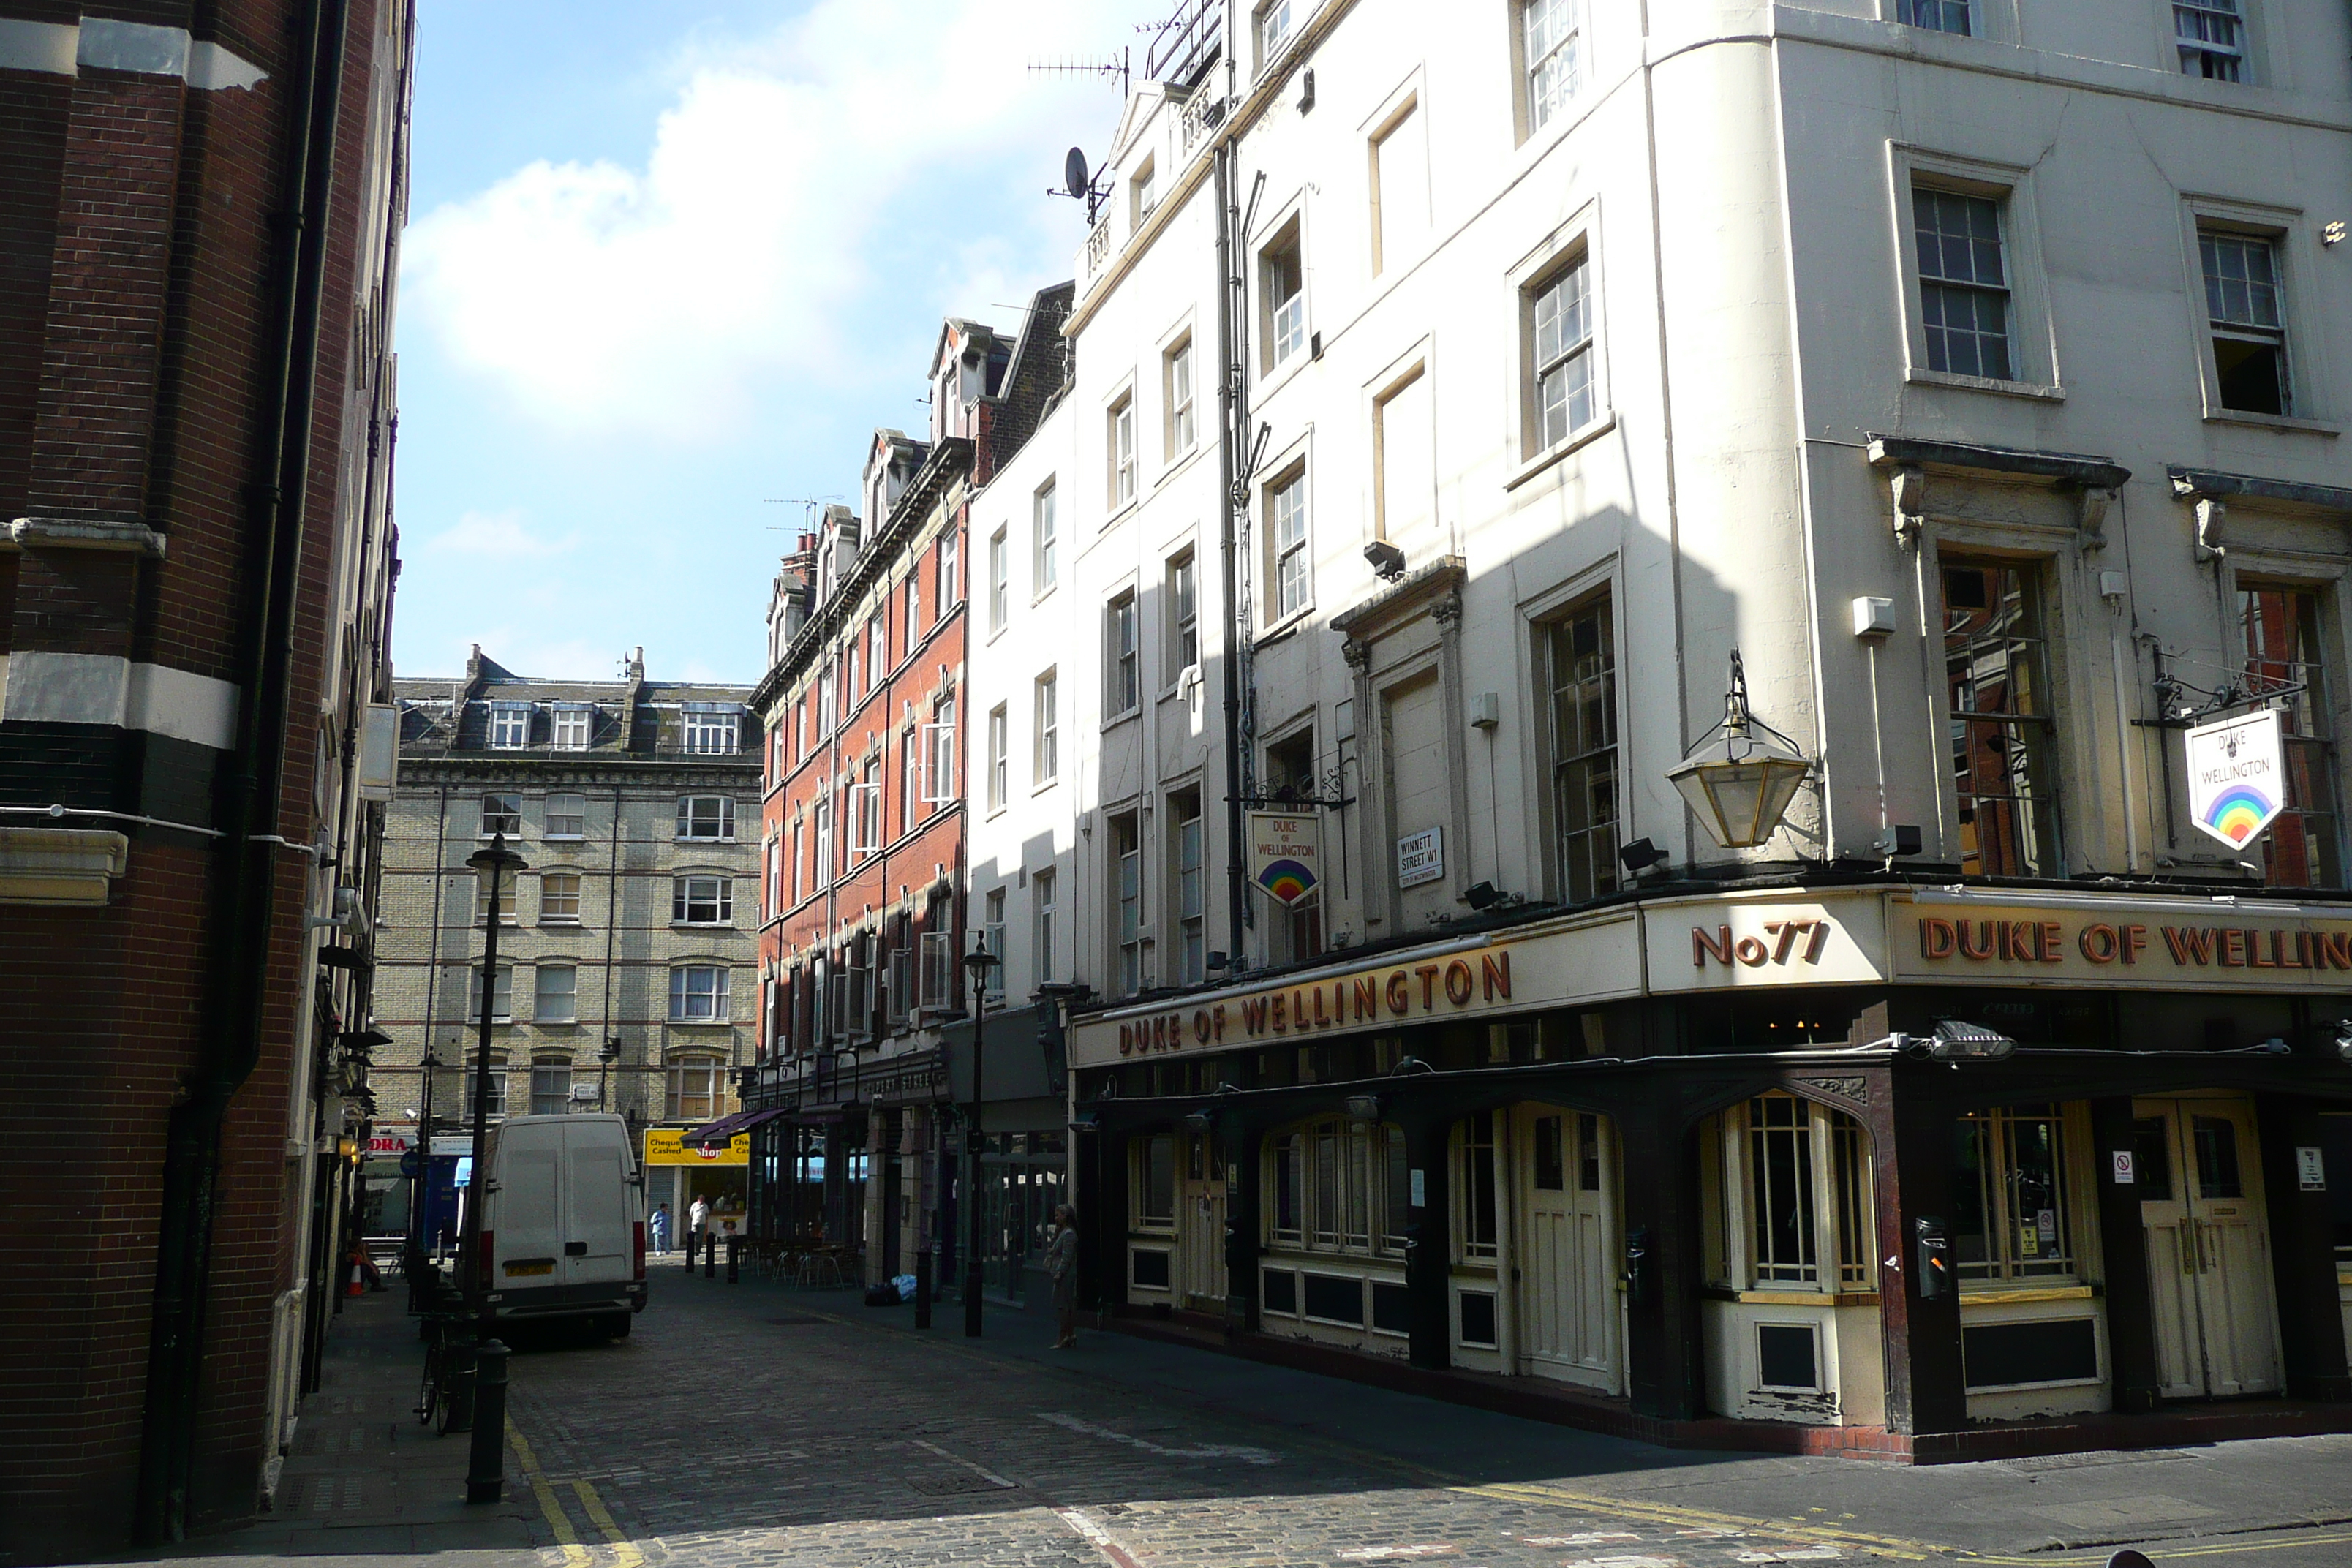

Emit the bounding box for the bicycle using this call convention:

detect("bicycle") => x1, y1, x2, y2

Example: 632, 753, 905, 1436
414, 1313, 472, 1434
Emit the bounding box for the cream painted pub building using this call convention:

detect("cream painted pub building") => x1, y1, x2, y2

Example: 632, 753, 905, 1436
981, 0, 2352, 1453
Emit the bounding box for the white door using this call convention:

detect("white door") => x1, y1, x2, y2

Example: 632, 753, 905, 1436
562, 1120, 631, 1289
2135, 1096, 2281, 1398
1180, 1131, 1228, 1313
1515, 1106, 1621, 1392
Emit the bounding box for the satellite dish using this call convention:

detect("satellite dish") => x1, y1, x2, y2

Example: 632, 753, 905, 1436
1063, 147, 1090, 201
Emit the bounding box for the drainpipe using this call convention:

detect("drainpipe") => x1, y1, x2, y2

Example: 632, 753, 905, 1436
1213, 140, 1249, 972
135, 0, 350, 1540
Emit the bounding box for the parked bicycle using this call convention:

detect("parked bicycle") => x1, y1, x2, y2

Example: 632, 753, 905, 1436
414, 1312, 473, 1434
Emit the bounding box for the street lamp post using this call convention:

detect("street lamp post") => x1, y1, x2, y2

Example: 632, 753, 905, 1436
460, 835, 527, 1307
960, 947, 1001, 1339
408, 1050, 442, 1310
599, 1035, 621, 1110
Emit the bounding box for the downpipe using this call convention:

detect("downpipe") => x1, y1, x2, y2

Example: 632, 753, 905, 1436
135, 0, 350, 1541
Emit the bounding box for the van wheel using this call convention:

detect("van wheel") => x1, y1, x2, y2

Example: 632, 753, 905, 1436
600, 1312, 631, 1340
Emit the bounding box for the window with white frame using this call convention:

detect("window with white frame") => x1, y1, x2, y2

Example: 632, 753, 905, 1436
1033, 867, 1057, 983
668, 1058, 724, 1120
1953, 1103, 2074, 1281
987, 704, 1009, 810
669, 965, 731, 1023
540, 871, 581, 924
1131, 155, 1157, 233
766, 837, 783, 916
1168, 552, 1199, 673
851, 759, 881, 855
1262, 220, 1305, 372
534, 965, 578, 1025
813, 796, 834, 886
988, 528, 1009, 632
869, 612, 887, 682
672, 875, 733, 926
1897, 0, 1970, 31
2176, 0, 2244, 80
551, 704, 592, 750
1113, 810, 1144, 995
1034, 480, 1058, 592
1255, 0, 1293, 67
1531, 255, 1595, 451
1374, 365, 1433, 538
1912, 184, 2013, 380
924, 698, 958, 804
2200, 227, 2291, 415
1164, 337, 1195, 457
480, 792, 521, 837
1547, 595, 1619, 904
546, 792, 586, 837
1708, 1093, 1878, 1292
1455, 1111, 1499, 1259
488, 701, 532, 750
682, 703, 740, 754
1107, 592, 1141, 715
818, 662, 837, 735
467, 1058, 508, 1117
902, 725, 923, 833
1174, 791, 1205, 985
477, 869, 517, 926
1035, 671, 1059, 782
905, 570, 922, 649
1523, 0, 1581, 135
676, 795, 735, 841
1109, 393, 1137, 508
470, 964, 514, 1023
846, 642, 862, 705
938, 529, 960, 608
1267, 467, 1310, 622
981, 887, 1006, 1000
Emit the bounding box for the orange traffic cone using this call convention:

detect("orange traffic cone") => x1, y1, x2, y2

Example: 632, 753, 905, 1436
346, 1259, 366, 1297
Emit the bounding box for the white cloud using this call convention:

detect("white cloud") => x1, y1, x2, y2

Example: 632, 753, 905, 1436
404, 0, 1128, 442
425, 508, 576, 559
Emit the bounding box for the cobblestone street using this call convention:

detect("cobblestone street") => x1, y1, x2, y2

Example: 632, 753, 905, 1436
106, 1267, 2352, 1568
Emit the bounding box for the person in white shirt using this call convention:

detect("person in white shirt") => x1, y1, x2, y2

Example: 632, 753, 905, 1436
688, 1194, 710, 1255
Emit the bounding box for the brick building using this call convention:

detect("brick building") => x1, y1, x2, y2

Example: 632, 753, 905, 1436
0, 1, 412, 1553
742, 286, 1071, 1288
370, 647, 760, 1239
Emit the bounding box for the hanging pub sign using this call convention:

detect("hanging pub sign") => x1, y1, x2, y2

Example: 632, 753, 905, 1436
2185, 709, 2286, 851
1249, 810, 1321, 906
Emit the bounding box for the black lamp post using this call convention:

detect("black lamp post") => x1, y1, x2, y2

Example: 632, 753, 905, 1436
409, 1049, 443, 1308
599, 1035, 622, 1110
960, 946, 1001, 1338
461, 834, 527, 1308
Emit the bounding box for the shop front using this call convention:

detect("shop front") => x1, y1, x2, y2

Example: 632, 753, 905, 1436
1065, 883, 2352, 1456
645, 1126, 751, 1241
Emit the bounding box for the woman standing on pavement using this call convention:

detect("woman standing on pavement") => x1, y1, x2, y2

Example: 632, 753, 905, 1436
1046, 1205, 1079, 1349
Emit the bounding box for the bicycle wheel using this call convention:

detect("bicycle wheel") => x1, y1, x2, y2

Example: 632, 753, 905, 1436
415, 1338, 442, 1427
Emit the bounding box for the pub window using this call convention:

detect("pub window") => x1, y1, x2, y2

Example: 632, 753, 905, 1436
1455, 1111, 1499, 1261
1707, 1094, 1877, 1292
1545, 595, 1619, 903
1953, 1104, 2076, 1282
1264, 1118, 1409, 1258
1942, 558, 2060, 877
1137, 1134, 1176, 1228
2242, 584, 2342, 888
1749, 1093, 1818, 1284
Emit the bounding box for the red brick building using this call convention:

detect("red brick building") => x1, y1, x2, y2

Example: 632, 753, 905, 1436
0, 2, 411, 1553
742, 290, 1070, 1285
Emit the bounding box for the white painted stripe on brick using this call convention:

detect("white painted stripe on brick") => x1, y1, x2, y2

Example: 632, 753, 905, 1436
0, 19, 265, 88
127, 660, 238, 749
1, 652, 238, 749
77, 18, 189, 77
0, 19, 78, 75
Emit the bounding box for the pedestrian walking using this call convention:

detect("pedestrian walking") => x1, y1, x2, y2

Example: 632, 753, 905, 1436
649, 1202, 671, 1255
688, 1192, 709, 1254
1046, 1205, 1079, 1349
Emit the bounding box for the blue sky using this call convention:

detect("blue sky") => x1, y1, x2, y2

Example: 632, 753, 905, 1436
392, 0, 1139, 684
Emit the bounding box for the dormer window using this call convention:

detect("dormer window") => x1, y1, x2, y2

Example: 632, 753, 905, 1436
488, 702, 532, 750
682, 702, 741, 755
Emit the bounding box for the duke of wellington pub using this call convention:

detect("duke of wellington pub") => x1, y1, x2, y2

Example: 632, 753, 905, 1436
1063, 880, 2352, 1458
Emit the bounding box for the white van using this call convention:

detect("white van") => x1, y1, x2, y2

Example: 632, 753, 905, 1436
478, 1114, 647, 1335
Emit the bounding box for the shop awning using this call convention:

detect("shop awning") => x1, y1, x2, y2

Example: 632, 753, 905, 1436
686, 1107, 786, 1149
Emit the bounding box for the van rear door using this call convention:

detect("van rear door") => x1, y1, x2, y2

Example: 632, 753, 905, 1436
494, 1120, 564, 1286
562, 1118, 632, 1286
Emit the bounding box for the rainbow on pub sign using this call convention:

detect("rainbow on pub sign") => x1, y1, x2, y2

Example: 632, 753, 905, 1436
1256, 857, 1317, 905
2184, 709, 2285, 853
2201, 784, 2277, 847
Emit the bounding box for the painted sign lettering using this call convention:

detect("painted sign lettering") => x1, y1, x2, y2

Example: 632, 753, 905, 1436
1115, 951, 1512, 1055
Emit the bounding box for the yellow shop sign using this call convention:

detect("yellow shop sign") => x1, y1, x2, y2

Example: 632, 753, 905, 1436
642, 1129, 750, 1166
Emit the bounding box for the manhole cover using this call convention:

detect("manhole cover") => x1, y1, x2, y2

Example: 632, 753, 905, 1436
766, 1313, 828, 1326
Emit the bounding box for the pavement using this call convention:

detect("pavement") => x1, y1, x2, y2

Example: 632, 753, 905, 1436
69, 1261, 2352, 1568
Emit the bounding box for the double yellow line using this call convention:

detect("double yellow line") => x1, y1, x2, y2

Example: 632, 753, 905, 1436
1461, 1478, 1939, 1560
508, 1418, 644, 1568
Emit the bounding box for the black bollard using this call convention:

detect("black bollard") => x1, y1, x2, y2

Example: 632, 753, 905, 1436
913, 1250, 932, 1329
704, 1230, 716, 1278
684, 1229, 697, 1273
465, 1338, 508, 1503
442, 1335, 478, 1433
725, 1235, 739, 1284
